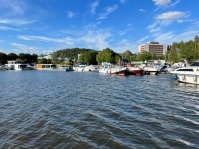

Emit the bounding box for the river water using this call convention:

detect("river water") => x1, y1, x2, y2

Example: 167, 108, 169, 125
0, 70, 199, 149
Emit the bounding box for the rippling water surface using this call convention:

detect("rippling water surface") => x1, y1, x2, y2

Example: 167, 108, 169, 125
1, 70, 199, 148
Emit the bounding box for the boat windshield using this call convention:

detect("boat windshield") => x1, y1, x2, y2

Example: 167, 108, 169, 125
190, 60, 199, 66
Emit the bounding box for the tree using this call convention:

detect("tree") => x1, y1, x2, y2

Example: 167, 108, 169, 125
136, 51, 152, 61
96, 48, 120, 65
170, 42, 179, 63
18, 53, 31, 63
30, 54, 38, 63
51, 52, 59, 63
78, 51, 98, 65
0, 52, 7, 64
38, 58, 52, 64
120, 50, 133, 62
7, 53, 17, 60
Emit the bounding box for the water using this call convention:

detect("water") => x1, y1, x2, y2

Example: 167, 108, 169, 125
1, 70, 199, 149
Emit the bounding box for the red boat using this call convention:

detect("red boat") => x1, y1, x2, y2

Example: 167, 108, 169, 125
126, 63, 143, 76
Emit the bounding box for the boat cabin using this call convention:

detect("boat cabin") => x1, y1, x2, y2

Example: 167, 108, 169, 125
37, 64, 57, 70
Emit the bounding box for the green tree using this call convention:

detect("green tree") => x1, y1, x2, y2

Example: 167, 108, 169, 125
0, 52, 7, 64
78, 51, 98, 65
30, 54, 38, 63
51, 52, 59, 63
38, 58, 52, 64
96, 48, 120, 65
120, 50, 133, 62
18, 53, 31, 63
136, 51, 152, 61
7, 53, 17, 60
170, 42, 179, 63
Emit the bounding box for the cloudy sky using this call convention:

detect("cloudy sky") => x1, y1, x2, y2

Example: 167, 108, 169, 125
0, 0, 199, 54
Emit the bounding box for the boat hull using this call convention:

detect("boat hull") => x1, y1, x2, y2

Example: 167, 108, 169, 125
171, 64, 199, 84
111, 69, 128, 76
128, 69, 143, 76
174, 74, 199, 85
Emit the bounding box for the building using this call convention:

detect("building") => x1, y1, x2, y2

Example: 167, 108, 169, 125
139, 41, 167, 56
38, 54, 52, 60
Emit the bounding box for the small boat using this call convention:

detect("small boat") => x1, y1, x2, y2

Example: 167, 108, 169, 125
89, 65, 99, 72
110, 66, 128, 76
140, 62, 158, 75
0, 64, 7, 70
99, 62, 127, 76
73, 64, 86, 71
48, 65, 73, 72
126, 63, 143, 76
99, 62, 111, 74
171, 59, 199, 84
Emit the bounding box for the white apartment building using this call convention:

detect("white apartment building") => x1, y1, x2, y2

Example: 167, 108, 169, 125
139, 41, 167, 56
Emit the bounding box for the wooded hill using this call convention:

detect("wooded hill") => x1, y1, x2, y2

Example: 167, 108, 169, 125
51, 48, 97, 61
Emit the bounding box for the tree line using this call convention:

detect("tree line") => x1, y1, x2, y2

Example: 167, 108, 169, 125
0, 53, 38, 64
166, 35, 199, 64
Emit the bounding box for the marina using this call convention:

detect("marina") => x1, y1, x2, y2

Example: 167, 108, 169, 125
0, 0, 199, 148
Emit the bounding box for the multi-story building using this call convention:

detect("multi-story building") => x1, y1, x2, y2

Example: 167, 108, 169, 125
139, 41, 167, 56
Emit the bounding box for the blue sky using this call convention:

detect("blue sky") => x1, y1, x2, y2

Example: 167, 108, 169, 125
0, 0, 199, 55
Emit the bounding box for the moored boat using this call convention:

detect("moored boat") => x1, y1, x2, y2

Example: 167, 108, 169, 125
171, 59, 199, 84
98, 62, 127, 76
73, 64, 86, 71
37, 64, 57, 70
126, 63, 143, 76
110, 66, 128, 76
5, 61, 34, 70
140, 62, 158, 75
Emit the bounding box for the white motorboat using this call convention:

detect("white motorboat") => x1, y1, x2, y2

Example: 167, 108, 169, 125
73, 64, 86, 72
171, 60, 199, 84
99, 62, 111, 74
89, 65, 99, 72
99, 62, 127, 76
140, 63, 158, 75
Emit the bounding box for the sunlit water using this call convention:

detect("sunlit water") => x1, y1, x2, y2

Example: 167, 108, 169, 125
1, 70, 199, 149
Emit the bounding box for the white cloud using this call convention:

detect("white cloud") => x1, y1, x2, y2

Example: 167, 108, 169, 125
157, 11, 185, 20
127, 24, 132, 27
67, 11, 76, 19
153, 30, 199, 45
177, 20, 184, 23
0, 19, 37, 26
169, 0, 181, 8
79, 31, 111, 50
112, 39, 137, 53
0, 0, 27, 15
97, 4, 118, 20
149, 27, 161, 33
120, 0, 127, 4
90, 0, 99, 15
118, 25, 133, 36
152, 0, 171, 6
153, 32, 174, 43
11, 43, 27, 47
148, 11, 186, 33
0, 25, 21, 31
138, 36, 149, 43
139, 9, 146, 13
18, 35, 74, 44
